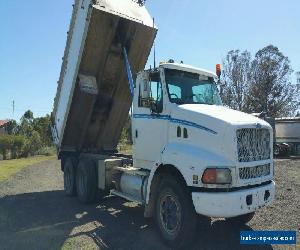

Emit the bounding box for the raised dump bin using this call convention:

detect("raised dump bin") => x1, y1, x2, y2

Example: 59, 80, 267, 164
52, 0, 156, 154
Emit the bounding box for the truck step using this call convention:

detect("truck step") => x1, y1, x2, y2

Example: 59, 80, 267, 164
110, 189, 144, 205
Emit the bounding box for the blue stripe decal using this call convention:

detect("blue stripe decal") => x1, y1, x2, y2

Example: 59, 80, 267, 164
133, 114, 217, 135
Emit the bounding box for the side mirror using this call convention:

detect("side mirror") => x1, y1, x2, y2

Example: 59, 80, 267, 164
150, 101, 158, 113
150, 101, 161, 114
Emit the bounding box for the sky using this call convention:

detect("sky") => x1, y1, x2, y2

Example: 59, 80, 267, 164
0, 0, 299, 121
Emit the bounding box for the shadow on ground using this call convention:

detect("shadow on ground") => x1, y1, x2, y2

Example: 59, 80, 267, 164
0, 190, 273, 250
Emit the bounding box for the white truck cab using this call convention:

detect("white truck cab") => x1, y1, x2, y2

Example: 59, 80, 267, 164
132, 61, 275, 219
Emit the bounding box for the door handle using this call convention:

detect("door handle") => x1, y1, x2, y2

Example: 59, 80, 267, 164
135, 129, 138, 138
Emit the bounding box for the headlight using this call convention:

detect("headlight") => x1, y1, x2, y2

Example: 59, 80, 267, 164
201, 168, 232, 184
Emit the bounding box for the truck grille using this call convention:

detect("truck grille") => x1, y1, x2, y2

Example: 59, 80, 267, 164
239, 164, 270, 179
237, 128, 270, 162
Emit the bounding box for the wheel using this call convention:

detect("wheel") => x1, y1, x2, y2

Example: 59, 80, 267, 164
274, 145, 280, 157
76, 159, 97, 204
64, 158, 77, 196
225, 212, 255, 225
155, 176, 197, 249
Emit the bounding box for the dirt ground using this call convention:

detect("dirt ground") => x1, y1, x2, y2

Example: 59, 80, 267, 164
0, 159, 299, 250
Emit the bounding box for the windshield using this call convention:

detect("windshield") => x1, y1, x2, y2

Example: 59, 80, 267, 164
165, 69, 222, 105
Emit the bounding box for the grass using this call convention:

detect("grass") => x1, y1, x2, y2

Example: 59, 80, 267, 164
0, 155, 55, 182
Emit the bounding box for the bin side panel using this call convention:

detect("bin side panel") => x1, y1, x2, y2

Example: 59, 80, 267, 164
60, 5, 156, 152
54, 0, 92, 147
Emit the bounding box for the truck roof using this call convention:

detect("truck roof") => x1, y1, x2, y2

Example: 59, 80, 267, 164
159, 62, 217, 78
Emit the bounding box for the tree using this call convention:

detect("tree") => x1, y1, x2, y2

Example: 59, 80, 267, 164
11, 135, 25, 159
5, 120, 17, 135
0, 111, 53, 159
221, 50, 251, 111
23, 110, 34, 120
19, 110, 34, 137
33, 115, 52, 146
22, 131, 42, 157
245, 45, 299, 117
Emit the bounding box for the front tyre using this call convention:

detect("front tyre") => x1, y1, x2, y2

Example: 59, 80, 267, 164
225, 212, 255, 225
155, 176, 197, 249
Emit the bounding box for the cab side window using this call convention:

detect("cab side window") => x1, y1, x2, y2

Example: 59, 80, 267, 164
150, 76, 163, 113
139, 72, 163, 113
168, 84, 182, 104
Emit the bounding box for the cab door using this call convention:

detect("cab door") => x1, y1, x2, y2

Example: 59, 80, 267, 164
132, 69, 169, 170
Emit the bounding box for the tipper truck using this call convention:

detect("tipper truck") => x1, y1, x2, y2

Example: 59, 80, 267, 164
51, 0, 275, 247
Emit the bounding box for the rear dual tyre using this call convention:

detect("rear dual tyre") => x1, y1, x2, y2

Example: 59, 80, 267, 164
76, 159, 97, 204
64, 158, 77, 196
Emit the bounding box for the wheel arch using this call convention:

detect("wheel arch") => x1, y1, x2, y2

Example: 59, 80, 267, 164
144, 163, 188, 218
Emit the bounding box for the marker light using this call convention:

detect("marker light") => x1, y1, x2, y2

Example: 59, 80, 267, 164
216, 64, 221, 78
202, 168, 232, 184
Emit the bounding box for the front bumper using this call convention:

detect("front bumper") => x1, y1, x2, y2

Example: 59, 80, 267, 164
192, 181, 275, 218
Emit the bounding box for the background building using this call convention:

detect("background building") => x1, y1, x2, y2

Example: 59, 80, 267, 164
0, 120, 10, 135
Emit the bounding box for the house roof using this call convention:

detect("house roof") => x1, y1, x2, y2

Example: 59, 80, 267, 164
0, 120, 10, 127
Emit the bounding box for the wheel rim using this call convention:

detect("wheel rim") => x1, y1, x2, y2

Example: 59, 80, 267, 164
159, 193, 182, 236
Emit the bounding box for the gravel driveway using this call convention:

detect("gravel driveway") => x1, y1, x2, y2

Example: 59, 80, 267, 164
0, 159, 299, 250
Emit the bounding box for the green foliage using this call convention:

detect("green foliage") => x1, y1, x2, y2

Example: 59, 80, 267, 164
120, 115, 132, 144
0, 136, 12, 160
23, 110, 34, 120
19, 110, 53, 148
5, 120, 17, 135
22, 131, 42, 157
0, 110, 54, 160
0, 135, 25, 160
32, 115, 52, 146
37, 146, 56, 156
19, 110, 34, 137
11, 135, 26, 159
